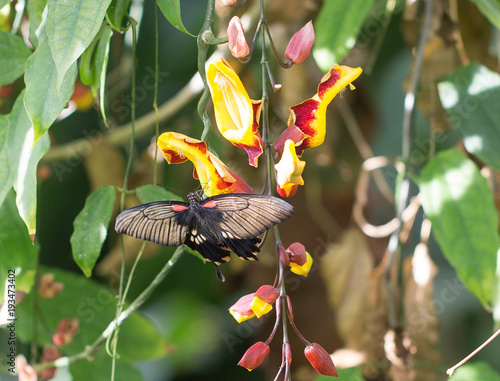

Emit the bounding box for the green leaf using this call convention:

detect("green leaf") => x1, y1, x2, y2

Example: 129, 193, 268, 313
0, 30, 32, 86
419, 149, 499, 307
0, 1, 14, 10
24, 38, 78, 144
156, 0, 194, 37
7, 90, 50, 238
135, 184, 181, 203
15, 267, 169, 361
70, 185, 116, 277
0, 190, 38, 306
0, 115, 13, 208
70, 351, 143, 381
313, 0, 373, 72
452, 362, 500, 381
92, 27, 113, 127
437, 63, 500, 170
46, 0, 112, 90
26, 0, 47, 48
106, 0, 131, 31
469, 0, 500, 30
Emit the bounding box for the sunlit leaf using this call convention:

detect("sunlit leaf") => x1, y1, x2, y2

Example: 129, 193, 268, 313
26, 0, 47, 49
0, 191, 38, 307
106, 0, 131, 31
24, 38, 77, 144
313, 0, 373, 72
0, 1, 13, 10
7, 90, 50, 238
0, 115, 12, 208
0, 31, 32, 86
438, 63, 500, 170
419, 149, 499, 308
157, 0, 194, 36
46, 0, 112, 90
92, 27, 113, 127
70, 185, 116, 277
136, 184, 181, 203
469, 0, 500, 30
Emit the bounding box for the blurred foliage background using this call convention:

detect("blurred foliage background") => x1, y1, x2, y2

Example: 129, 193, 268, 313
2, 0, 500, 380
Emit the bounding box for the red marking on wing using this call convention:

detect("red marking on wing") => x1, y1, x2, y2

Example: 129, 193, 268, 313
172, 204, 189, 212
203, 200, 217, 208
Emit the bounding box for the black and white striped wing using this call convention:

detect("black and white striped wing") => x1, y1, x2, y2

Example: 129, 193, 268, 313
202, 193, 294, 239
115, 201, 190, 246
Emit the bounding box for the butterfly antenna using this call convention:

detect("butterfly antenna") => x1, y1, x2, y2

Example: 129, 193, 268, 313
157, 183, 185, 198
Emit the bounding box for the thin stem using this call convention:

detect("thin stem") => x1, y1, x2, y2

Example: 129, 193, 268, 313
33, 246, 185, 373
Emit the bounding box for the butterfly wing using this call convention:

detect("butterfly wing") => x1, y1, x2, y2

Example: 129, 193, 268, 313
202, 193, 295, 239
115, 201, 190, 246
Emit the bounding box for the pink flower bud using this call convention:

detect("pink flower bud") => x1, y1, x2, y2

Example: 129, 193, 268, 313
227, 16, 249, 59
286, 295, 294, 322
286, 242, 307, 265
304, 343, 338, 376
254, 285, 280, 304
238, 341, 270, 371
283, 342, 292, 366
38, 273, 64, 299
15, 355, 37, 381
229, 293, 256, 323
52, 318, 79, 347
40, 344, 61, 379
285, 21, 315, 65
278, 245, 289, 267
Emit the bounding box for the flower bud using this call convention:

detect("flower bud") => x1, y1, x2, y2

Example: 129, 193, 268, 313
39, 273, 64, 299
304, 343, 338, 376
286, 295, 294, 322
286, 242, 307, 265
238, 341, 270, 371
16, 355, 37, 381
283, 342, 292, 366
52, 317, 79, 347
285, 21, 315, 64
40, 344, 61, 379
278, 245, 289, 267
227, 16, 249, 59
229, 293, 256, 323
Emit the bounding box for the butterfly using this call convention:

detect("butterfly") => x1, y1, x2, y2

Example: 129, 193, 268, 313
115, 192, 295, 280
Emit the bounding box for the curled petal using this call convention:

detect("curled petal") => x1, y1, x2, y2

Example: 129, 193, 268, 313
289, 252, 313, 277
285, 21, 315, 65
228, 16, 249, 59
229, 293, 256, 323
238, 341, 270, 371
279, 64, 362, 154
254, 285, 280, 304
157, 132, 252, 196
304, 343, 338, 376
275, 139, 305, 197
250, 296, 273, 318
206, 58, 264, 167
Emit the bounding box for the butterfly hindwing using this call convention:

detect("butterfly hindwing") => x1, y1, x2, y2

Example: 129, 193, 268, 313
115, 201, 190, 246
202, 193, 295, 239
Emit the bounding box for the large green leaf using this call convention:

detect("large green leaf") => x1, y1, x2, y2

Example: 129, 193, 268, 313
136, 184, 181, 203
24, 38, 78, 144
0, 115, 12, 208
7, 91, 50, 238
0, 30, 32, 86
469, 0, 500, 30
71, 185, 116, 277
157, 0, 194, 36
419, 149, 499, 307
0, 190, 38, 306
15, 267, 169, 362
46, 0, 112, 90
438, 63, 500, 170
452, 362, 500, 381
313, 0, 373, 72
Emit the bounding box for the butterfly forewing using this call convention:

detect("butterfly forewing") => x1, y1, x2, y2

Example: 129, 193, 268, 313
115, 201, 190, 246
203, 193, 295, 239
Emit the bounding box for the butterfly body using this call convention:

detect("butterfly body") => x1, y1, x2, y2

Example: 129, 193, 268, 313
115, 192, 294, 272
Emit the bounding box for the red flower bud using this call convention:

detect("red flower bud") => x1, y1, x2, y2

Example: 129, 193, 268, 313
304, 343, 338, 376
52, 317, 79, 347
238, 341, 270, 371
254, 285, 280, 304
227, 16, 249, 59
40, 344, 61, 379
38, 273, 64, 299
285, 21, 315, 64
286, 295, 294, 322
286, 242, 307, 265
278, 245, 289, 267
283, 342, 292, 366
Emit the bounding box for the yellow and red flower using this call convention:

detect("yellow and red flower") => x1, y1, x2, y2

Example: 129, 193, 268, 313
157, 131, 252, 197
229, 285, 279, 323
275, 64, 362, 156
286, 242, 313, 277
206, 58, 264, 167
274, 139, 305, 197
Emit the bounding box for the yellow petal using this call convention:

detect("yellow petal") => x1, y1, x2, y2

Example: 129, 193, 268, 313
289, 252, 313, 277
230, 310, 256, 323
274, 139, 306, 197
250, 296, 273, 318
